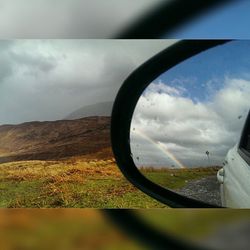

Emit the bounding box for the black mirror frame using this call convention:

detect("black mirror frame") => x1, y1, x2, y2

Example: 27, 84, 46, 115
111, 40, 231, 208
116, 0, 234, 39
104, 209, 210, 250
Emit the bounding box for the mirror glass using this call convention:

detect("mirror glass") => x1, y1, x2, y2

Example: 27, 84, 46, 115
130, 41, 250, 208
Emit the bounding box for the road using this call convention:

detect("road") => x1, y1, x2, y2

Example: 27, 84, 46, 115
176, 175, 222, 206
201, 220, 250, 250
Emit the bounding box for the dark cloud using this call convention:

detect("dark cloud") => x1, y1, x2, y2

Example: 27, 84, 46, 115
0, 0, 164, 38
0, 40, 173, 124
0, 42, 17, 82
10, 51, 57, 74
0, 57, 13, 82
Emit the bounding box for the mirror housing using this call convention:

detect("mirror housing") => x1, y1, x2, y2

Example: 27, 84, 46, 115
111, 40, 230, 208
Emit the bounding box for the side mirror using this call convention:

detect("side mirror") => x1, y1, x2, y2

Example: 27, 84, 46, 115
111, 40, 250, 208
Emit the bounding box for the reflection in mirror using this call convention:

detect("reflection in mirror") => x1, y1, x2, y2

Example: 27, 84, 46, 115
131, 41, 250, 208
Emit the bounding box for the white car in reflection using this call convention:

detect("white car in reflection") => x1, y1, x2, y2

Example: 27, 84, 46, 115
217, 111, 250, 208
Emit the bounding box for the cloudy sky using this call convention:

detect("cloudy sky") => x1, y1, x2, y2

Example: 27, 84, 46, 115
0, 40, 175, 125
0, 0, 164, 38
131, 41, 250, 168
0, 1, 249, 38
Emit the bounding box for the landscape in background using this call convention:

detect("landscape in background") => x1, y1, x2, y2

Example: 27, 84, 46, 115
0, 102, 166, 208
0, 101, 220, 207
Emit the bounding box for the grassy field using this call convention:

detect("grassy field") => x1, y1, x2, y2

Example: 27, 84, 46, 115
0, 158, 220, 208
140, 166, 220, 190
2, 209, 250, 250
0, 158, 166, 208
0, 209, 145, 250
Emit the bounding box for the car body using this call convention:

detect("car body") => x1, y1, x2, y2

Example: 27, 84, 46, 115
218, 111, 250, 208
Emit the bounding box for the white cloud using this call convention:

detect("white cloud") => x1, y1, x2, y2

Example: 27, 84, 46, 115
131, 78, 250, 167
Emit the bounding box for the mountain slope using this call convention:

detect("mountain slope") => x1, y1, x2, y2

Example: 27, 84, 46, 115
0, 116, 111, 163
65, 101, 113, 120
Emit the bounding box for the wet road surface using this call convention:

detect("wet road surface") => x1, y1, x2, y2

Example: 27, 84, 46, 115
176, 175, 221, 206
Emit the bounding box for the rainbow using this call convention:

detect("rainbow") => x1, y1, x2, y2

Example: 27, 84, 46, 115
131, 128, 186, 169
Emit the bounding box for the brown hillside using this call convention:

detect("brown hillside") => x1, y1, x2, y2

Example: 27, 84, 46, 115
0, 116, 112, 163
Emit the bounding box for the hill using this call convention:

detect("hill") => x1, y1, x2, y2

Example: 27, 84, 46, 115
65, 101, 113, 120
0, 116, 111, 163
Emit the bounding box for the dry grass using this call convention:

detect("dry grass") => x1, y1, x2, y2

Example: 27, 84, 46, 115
0, 158, 120, 183
0, 158, 220, 208
0, 157, 163, 208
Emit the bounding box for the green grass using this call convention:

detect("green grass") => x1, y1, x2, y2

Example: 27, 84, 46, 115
137, 209, 250, 242
0, 159, 165, 208
0, 180, 45, 207
0, 159, 219, 208
141, 166, 220, 190
0, 210, 146, 250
